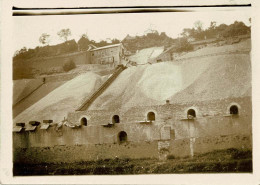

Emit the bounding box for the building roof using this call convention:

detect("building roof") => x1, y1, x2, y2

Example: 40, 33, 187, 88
88, 44, 97, 49
25, 126, 37, 131
13, 127, 23, 132
40, 124, 50, 130
90, 43, 122, 51
155, 45, 176, 59
87, 44, 98, 51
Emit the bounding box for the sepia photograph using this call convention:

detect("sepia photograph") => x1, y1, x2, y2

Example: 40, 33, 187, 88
1, 1, 259, 183
11, 6, 253, 176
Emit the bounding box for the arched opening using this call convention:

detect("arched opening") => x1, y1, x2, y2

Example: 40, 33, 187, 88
187, 109, 196, 119
230, 105, 239, 115
80, 117, 87, 126
112, 115, 120, 124
118, 131, 127, 143
147, 112, 155, 121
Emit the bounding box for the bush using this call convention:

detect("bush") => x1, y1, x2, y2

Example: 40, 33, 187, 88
166, 154, 175, 160
63, 59, 76, 72
175, 38, 194, 52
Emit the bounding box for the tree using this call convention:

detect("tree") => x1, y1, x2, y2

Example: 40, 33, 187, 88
81, 33, 89, 39
204, 21, 217, 39
181, 28, 195, 38
19, 47, 27, 54
98, 40, 108, 47
209, 21, 216, 31
78, 35, 90, 51
194, 20, 203, 32
175, 38, 193, 52
63, 59, 76, 72
193, 21, 205, 40
13, 50, 20, 57
221, 21, 250, 38
215, 23, 228, 34
39, 33, 50, 45
57, 28, 72, 42
111, 38, 120, 44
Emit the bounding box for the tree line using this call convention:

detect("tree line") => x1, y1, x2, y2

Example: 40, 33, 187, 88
180, 20, 250, 40
13, 20, 250, 61
13, 29, 120, 61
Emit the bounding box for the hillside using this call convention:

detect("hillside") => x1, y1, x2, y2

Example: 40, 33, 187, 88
13, 79, 43, 105
13, 81, 66, 117
13, 39, 251, 124
14, 72, 106, 124
86, 39, 251, 110
13, 51, 90, 80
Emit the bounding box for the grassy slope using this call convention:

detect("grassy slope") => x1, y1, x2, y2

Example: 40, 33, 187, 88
13, 148, 252, 175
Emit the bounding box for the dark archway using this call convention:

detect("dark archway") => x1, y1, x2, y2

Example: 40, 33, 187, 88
147, 112, 155, 121
187, 109, 196, 118
118, 131, 127, 143
81, 117, 87, 126
112, 115, 120, 124
230, 105, 239, 115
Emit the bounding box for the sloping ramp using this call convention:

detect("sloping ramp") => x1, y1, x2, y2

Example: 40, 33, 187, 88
13, 79, 44, 106
13, 81, 65, 117
76, 65, 127, 111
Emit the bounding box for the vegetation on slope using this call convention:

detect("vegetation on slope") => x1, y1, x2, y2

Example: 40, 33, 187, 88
13, 148, 252, 175
13, 20, 250, 62
122, 31, 175, 53
180, 20, 250, 40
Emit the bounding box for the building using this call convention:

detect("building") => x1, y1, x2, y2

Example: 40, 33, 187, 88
148, 46, 175, 63
88, 43, 125, 67
13, 96, 252, 163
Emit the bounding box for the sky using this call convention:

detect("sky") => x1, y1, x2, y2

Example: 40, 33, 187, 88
13, 8, 251, 52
